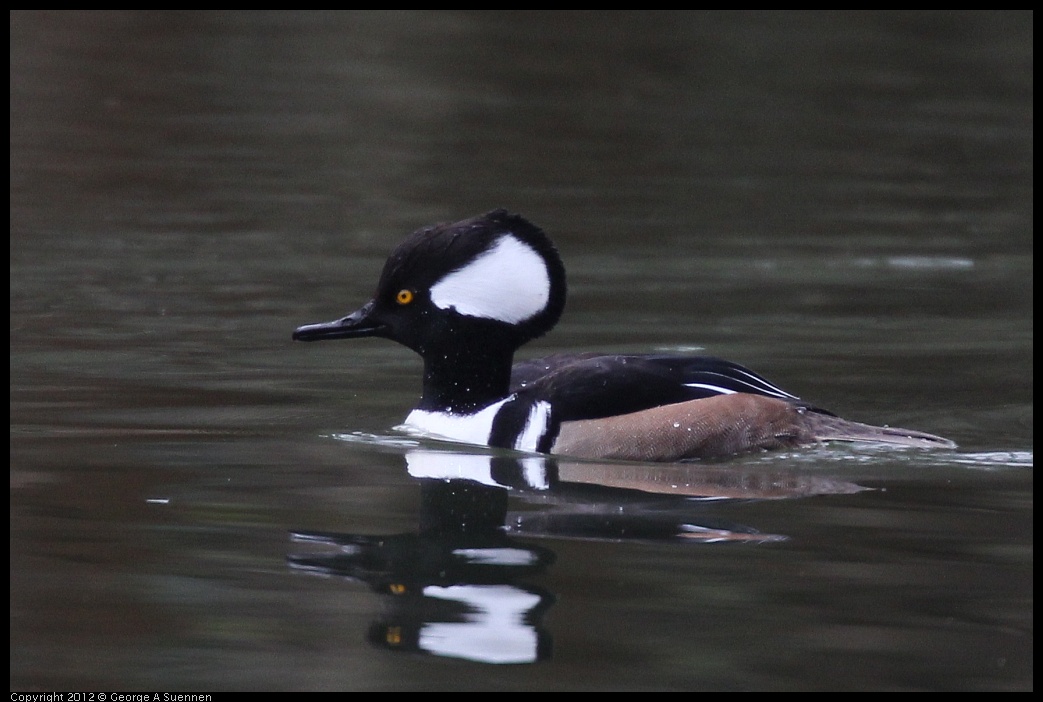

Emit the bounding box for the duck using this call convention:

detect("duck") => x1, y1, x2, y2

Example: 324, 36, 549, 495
293, 209, 956, 461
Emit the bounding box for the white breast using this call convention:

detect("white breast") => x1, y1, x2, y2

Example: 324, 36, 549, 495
402, 397, 553, 453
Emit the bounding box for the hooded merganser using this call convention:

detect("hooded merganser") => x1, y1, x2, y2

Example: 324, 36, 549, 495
293, 209, 956, 461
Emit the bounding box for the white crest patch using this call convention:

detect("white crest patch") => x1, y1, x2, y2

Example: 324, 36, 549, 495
430, 235, 551, 323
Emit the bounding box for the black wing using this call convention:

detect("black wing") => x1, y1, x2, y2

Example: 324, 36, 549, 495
510, 353, 809, 423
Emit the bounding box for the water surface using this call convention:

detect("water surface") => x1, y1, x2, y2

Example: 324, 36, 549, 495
10, 11, 1032, 691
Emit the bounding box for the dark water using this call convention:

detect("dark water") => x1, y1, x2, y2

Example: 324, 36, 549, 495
10, 11, 1032, 691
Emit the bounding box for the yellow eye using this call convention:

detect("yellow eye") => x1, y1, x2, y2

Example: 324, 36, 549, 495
395, 289, 414, 305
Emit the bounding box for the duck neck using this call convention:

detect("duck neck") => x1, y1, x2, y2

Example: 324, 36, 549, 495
418, 344, 516, 415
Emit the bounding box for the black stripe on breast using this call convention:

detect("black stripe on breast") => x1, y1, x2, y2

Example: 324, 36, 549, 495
488, 396, 559, 453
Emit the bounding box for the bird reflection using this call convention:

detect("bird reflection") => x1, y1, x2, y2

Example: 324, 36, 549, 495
288, 450, 865, 664
290, 478, 556, 664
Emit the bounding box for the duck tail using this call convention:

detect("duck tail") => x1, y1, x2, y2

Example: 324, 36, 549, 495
806, 413, 956, 449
